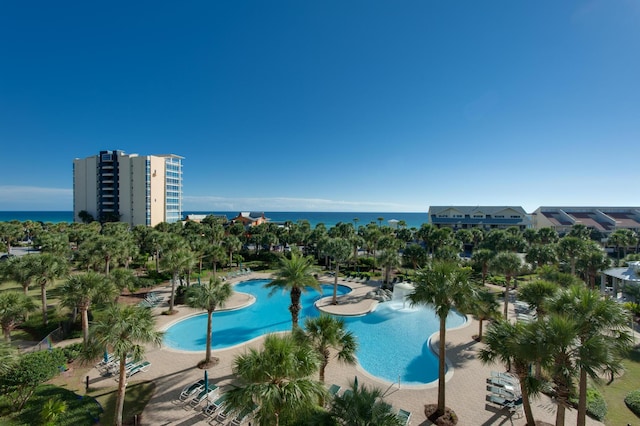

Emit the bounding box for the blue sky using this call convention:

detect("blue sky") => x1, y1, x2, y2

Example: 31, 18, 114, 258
1, 1, 638, 213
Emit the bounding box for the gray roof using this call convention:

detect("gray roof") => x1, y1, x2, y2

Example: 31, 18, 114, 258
429, 206, 528, 216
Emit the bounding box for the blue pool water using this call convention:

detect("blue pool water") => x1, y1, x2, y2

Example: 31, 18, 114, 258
164, 279, 466, 385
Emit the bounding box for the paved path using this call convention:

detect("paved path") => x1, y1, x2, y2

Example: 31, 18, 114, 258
85, 273, 605, 426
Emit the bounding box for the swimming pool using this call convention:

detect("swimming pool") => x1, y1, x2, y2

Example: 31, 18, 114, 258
164, 279, 466, 385
164, 280, 351, 350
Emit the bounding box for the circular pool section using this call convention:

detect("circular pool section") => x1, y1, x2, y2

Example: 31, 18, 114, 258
164, 280, 351, 351
164, 279, 466, 385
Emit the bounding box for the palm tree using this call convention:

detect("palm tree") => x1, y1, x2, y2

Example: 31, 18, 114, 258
0, 292, 37, 342
577, 243, 610, 289
408, 261, 476, 419
223, 333, 325, 426
296, 314, 358, 383
549, 285, 632, 426
557, 236, 587, 275
1, 255, 37, 296
489, 251, 522, 318
85, 305, 164, 426
402, 243, 427, 270
109, 268, 138, 301
324, 238, 352, 304
541, 314, 579, 426
379, 249, 401, 287
60, 271, 116, 344
31, 253, 69, 326
223, 235, 242, 270
479, 319, 544, 426
160, 244, 196, 313
469, 289, 500, 341
518, 280, 559, 320
185, 277, 232, 368
471, 248, 494, 285
329, 380, 403, 426
264, 251, 321, 329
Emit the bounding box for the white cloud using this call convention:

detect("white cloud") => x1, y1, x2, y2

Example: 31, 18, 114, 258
0, 186, 73, 210
182, 195, 423, 212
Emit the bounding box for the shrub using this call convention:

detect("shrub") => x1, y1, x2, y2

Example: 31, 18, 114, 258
581, 388, 607, 421
625, 389, 640, 416
61, 343, 83, 363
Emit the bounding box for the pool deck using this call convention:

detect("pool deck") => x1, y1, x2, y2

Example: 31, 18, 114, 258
83, 272, 605, 426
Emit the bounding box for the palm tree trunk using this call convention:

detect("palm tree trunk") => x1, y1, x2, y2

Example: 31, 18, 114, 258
205, 311, 213, 364
3, 326, 11, 343
478, 319, 484, 340
115, 354, 127, 426
517, 370, 537, 426
81, 307, 89, 344
289, 287, 302, 329
577, 368, 588, 426
169, 273, 177, 312
332, 264, 340, 305
41, 283, 48, 326
503, 277, 511, 318
437, 316, 446, 416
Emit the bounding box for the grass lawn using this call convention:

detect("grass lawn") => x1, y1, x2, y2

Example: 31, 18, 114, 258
596, 344, 640, 425
46, 359, 156, 425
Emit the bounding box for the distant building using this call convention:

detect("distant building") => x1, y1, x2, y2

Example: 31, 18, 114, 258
428, 206, 530, 231
532, 207, 640, 236
230, 212, 269, 228
73, 150, 183, 226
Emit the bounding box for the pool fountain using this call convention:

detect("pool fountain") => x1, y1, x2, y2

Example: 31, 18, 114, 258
391, 282, 415, 309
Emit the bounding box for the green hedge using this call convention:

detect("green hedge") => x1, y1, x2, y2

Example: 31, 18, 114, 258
624, 389, 640, 416
570, 388, 607, 421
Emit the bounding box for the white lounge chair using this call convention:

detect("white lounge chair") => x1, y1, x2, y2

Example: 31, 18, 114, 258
397, 408, 411, 425
202, 393, 227, 417
179, 379, 205, 401
189, 385, 218, 408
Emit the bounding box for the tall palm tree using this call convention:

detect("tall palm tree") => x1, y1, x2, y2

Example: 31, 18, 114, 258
479, 319, 544, 426
324, 238, 352, 304
0, 292, 37, 342
264, 251, 321, 329
469, 289, 500, 341
31, 253, 69, 326
489, 251, 522, 318
557, 236, 587, 275
223, 334, 325, 426
379, 248, 401, 286
60, 271, 116, 344
185, 277, 232, 368
160, 245, 196, 313
296, 314, 358, 383
85, 305, 163, 426
549, 286, 632, 426
223, 235, 242, 270
329, 380, 403, 426
109, 268, 138, 302
408, 261, 476, 418
541, 314, 579, 426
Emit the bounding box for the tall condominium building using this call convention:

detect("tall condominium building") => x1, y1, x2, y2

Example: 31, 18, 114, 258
73, 150, 183, 226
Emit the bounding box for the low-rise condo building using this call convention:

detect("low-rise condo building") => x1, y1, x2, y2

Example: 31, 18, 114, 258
532, 206, 640, 236
428, 206, 531, 231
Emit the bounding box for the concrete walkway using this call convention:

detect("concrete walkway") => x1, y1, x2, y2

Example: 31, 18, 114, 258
85, 273, 605, 426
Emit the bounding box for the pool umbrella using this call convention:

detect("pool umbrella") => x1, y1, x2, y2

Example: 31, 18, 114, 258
103, 349, 109, 364
204, 370, 209, 397
354, 375, 358, 390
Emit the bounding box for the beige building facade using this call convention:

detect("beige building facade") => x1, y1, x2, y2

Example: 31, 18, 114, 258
73, 150, 183, 227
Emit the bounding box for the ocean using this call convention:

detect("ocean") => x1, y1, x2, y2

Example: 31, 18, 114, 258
0, 211, 429, 229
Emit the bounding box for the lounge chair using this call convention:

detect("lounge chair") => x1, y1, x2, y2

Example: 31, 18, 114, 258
202, 393, 227, 417
216, 406, 230, 423
126, 361, 151, 377
230, 403, 257, 426
486, 394, 523, 412
341, 389, 353, 399
188, 385, 218, 408
397, 408, 411, 425
486, 385, 518, 399
486, 377, 519, 391
490, 371, 518, 382
328, 384, 341, 398
179, 379, 205, 401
